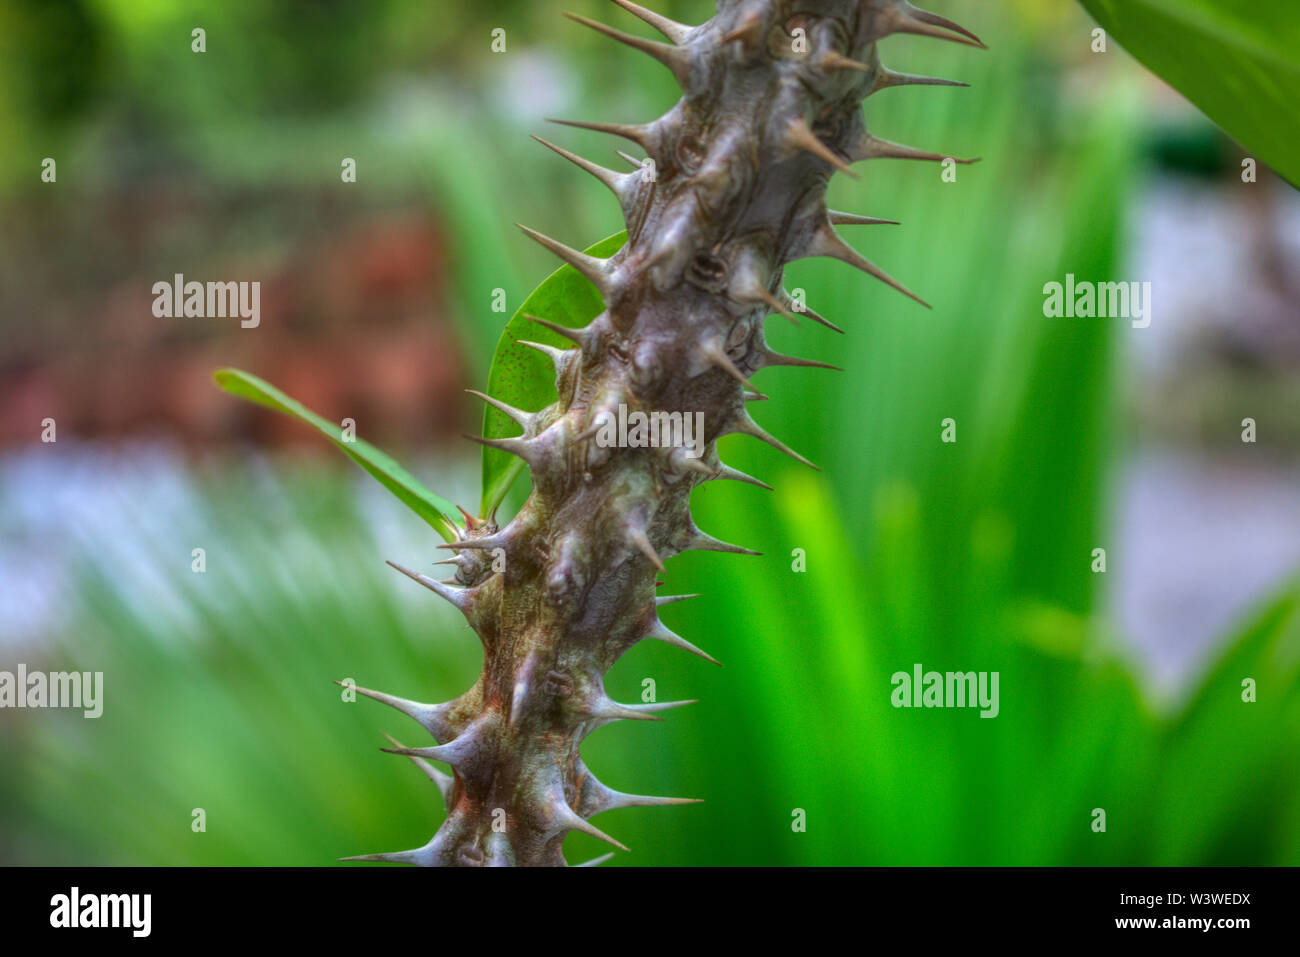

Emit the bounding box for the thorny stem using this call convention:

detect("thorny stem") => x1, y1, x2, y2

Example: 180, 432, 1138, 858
344, 0, 982, 867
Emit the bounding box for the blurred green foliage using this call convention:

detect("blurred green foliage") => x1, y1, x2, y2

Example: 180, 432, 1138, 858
1081, 0, 1300, 187
3, 0, 1299, 865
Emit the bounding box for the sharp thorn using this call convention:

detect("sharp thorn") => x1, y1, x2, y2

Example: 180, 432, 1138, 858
754, 285, 802, 325
829, 210, 900, 227
759, 347, 843, 371
524, 312, 589, 346
655, 593, 699, 606
563, 12, 691, 85
545, 117, 652, 151
701, 340, 757, 391
888, 2, 986, 49
332, 680, 445, 733
715, 461, 773, 490
530, 134, 627, 196
673, 452, 717, 478
516, 223, 612, 291
465, 389, 532, 428
610, 792, 704, 809
646, 617, 721, 666
806, 226, 930, 308
686, 528, 762, 556
631, 698, 698, 715
516, 338, 570, 367
616, 149, 646, 169
872, 66, 969, 94
853, 133, 978, 165
628, 528, 666, 572
434, 534, 507, 552
461, 431, 538, 464
733, 413, 820, 470
560, 807, 630, 852
339, 850, 423, 865
455, 504, 486, 530
385, 560, 474, 611
786, 117, 859, 179
381, 732, 454, 808
820, 51, 872, 73
607, 0, 693, 45
791, 303, 845, 335
379, 736, 469, 766
591, 697, 665, 723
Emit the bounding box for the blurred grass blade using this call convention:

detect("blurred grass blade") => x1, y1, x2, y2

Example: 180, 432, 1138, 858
1147, 583, 1300, 863
421, 112, 532, 377
213, 368, 460, 540
1079, 0, 1300, 186
478, 231, 626, 516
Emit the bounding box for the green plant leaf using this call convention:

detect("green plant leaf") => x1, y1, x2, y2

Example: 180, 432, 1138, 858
213, 368, 460, 540
1078, 0, 1300, 186
478, 231, 626, 517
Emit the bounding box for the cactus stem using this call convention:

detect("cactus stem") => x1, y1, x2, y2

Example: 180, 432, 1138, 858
342, 0, 983, 867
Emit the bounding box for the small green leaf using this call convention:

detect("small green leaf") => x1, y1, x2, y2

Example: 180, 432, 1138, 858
478, 231, 627, 516
1079, 0, 1300, 186
213, 368, 461, 541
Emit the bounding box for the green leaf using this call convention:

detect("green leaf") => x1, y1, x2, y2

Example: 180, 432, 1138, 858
478, 231, 627, 517
213, 368, 461, 541
1078, 0, 1300, 186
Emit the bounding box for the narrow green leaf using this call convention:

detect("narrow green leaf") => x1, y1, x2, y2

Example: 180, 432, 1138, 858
213, 368, 460, 540
478, 231, 626, 517
1079, 0, 1300, 186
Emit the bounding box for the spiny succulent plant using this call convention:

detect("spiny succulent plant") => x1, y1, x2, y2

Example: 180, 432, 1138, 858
336, 0, 982, 867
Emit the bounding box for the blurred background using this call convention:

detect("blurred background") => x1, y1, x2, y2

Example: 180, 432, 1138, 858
1, 0, 1298, 865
